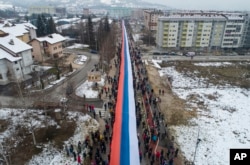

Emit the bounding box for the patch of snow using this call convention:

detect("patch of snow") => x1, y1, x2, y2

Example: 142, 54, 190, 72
159, 67, 208, 88
49, 77, 66, 85
75, 78, 105, 98
67, 44, 89, 49
74, 55, 87, 65
194, 62, 233, 67
151, 59, 162, 69
0, 108, 57, 144
133, 34, 140, 41
27, 113, 99, 165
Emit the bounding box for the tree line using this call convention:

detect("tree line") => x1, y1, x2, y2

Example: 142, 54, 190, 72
36, 14, 57, 37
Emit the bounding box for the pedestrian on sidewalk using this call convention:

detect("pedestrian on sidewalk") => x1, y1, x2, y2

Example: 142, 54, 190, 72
77, 154, 81, 165
99, 111, 102, 118
175, 148, 179, 157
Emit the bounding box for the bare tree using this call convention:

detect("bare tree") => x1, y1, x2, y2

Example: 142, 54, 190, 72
0, 142, 9, 165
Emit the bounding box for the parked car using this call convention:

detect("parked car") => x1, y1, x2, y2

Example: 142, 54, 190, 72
184, 52, 196, 57
152, 52, 161, 55
170, 52, 177, 55
90, 50, 98, 54
161, 52, 169, 55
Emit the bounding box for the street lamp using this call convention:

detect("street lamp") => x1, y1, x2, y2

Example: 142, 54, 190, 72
192, 126, 201, 165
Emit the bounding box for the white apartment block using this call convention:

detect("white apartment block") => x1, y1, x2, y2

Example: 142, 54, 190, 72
156, 11, 250, 50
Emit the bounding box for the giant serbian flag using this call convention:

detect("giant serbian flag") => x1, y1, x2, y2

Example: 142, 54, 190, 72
110, 21, 140, 165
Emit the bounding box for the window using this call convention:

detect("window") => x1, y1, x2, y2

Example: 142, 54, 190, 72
0, 74, 2, 80
236, 25, 241, 32
16, 68, 19, 71
54, 46, 57, 50
14, 61, 18, 64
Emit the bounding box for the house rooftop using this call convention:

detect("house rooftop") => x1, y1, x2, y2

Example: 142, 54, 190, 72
0, 22, 37, 37
0, 34, 32, 53
36, 33, 65, 44
0, 48, 22, 62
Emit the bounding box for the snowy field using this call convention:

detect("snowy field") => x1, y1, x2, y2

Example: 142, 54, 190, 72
0, 108, 99, 165
159, 62, 250, 165
27, 113, 99, 165
75, 78, 105, 98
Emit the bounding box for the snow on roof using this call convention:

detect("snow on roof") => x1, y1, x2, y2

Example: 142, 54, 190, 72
55, 18, 81, 24
0, 4, 13, 10
0, 48, 22, 62
0, 22, 36, 37
92, 18, 101, 23
36, 33, 65, 44
22, 22, 37, 30
0, 34, 32, 53
56, 24, 72, 33
0, 25, 28, 37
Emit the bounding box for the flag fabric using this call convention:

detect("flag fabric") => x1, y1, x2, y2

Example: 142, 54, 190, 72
110, 21, 140, 165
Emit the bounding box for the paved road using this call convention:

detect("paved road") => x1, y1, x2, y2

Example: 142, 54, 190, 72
46, 51, 100, 102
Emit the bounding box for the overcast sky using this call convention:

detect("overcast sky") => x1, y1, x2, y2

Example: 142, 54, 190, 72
143, 0, 250, 11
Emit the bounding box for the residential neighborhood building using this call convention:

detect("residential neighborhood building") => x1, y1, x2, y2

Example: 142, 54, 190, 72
29, 33, 66, 62
0, 22, 37, 43
28, 6, 66, 16
156, 11, 250, 50
0, 33, 33, 85
108, 7, 132, 19
143, 9, 164, 31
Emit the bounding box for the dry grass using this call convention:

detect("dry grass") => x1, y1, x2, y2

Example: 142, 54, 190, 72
161, 61, 250, 88
8, 114, 76, 165
146, 65, 197, 126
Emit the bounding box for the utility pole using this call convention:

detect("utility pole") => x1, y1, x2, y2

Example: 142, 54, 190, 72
193, 126, 201, 165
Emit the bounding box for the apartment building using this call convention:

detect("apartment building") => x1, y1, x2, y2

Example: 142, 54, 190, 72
29, 33, 65, 62
156, 11, 249, 50
143, 9, 164, 31
29, 6, 66, 16
0, 34, 33, 85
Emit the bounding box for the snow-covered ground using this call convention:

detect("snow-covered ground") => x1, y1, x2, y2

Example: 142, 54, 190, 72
27, 113, 99, 165
74, 55, 87, 65
159, 62, 250, 165
75, 77, 105, 98
67, 44, 89, 49
0, 108, 99, 165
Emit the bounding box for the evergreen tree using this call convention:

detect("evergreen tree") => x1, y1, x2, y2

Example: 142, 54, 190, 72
25, 15, 29, 22
46, 16, 57, 34
86, 16, 95, 49
54, 61, 60, 80
36, 15, 43, 37
36, 14, 46, 37
41, 14, 48, 35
